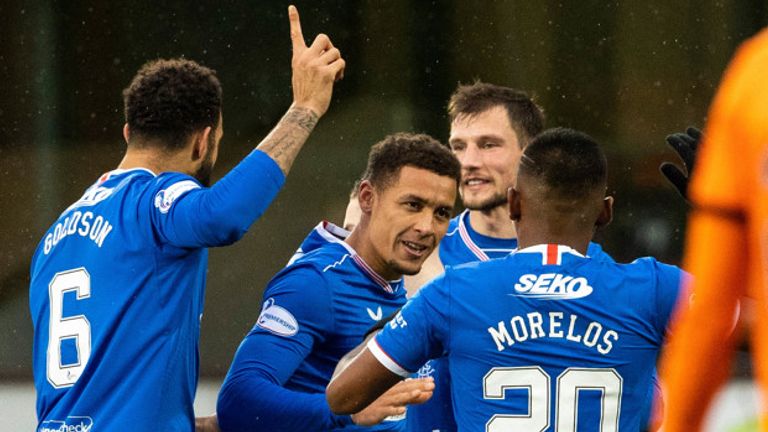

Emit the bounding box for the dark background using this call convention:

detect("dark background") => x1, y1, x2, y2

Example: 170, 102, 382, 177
1, 0, 764, 378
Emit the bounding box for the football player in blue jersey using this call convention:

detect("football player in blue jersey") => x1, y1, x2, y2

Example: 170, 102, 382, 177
403, 82, 551, 432
29, 6, 345, 431
327, 127, 688, 432
343, 84, 690, 432
215, 132, 461, 431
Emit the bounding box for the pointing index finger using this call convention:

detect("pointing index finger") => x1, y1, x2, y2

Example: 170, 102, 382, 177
288, 5, 306, 52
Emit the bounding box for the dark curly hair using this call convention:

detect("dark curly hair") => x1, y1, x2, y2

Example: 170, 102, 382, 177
123, 58, 222, 150
362, 133, 461, 190
448, 82, 544, 147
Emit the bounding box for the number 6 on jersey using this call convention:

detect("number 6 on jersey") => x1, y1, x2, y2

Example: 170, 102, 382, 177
47, 268, 92, 388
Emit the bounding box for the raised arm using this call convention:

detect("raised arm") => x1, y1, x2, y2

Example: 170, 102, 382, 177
257, 5, 345, 176
148, 5, 346, 249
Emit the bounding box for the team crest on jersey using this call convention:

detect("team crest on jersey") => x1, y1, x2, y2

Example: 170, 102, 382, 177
39, 416, 94, 432
154, 180, 200, 214
257, 298, 299, 337
416, 361, 435, 378
512, 273, 593, 300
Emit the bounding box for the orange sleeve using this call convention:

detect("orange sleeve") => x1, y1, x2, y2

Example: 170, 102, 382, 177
661, 29, 768, 431
660, 211, 746, 431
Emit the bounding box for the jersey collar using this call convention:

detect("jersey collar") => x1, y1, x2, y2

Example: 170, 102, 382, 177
516, 244, 586, 265
457, 210, 491, 262
98, 167, 157, 183
325, 227, 402, 294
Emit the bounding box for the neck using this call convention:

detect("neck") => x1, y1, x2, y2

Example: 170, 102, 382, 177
468, 205, 517, 239
117, 146, 191, 176
345, 221, 400, 281
515, 223, 593, 255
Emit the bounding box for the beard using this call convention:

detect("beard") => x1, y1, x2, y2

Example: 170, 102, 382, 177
193, 136, 216, 187
462, 190, 508, 212
387, 258, 421, 276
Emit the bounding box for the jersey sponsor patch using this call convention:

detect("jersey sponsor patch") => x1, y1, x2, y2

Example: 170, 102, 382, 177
39, 416, 94, 432
154, 180, 200, 214
256, 298, 299, 337
512, 273, 594, 300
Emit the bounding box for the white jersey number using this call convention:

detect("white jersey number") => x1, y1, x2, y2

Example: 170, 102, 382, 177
47, 268, 92, 388
484, 366, 622, 432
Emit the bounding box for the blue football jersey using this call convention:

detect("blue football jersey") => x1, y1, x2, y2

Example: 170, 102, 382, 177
29, 150, 284, 431
375, 244, 685, 432
411, 211, 615, 432
217, 222, 407, 432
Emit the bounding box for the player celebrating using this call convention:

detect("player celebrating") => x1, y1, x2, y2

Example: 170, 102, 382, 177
406, 82, 618, 432
28, 5, 344, 431
328, 127, 687, 431
215, 133, 460, 431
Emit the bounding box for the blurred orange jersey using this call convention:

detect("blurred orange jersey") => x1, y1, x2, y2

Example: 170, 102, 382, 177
662, 28, 768, 431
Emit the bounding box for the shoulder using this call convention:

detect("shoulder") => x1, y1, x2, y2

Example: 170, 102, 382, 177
443, 212, 464, 239
290, 242, 353, 275
148, 173, 202, 211
587, 242, 615, 263
624, 256, 682, 275
611, 257, 686, 296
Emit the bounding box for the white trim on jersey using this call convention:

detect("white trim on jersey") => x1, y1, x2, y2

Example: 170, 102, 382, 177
516, 244, 585, 265
316, 221, 351, 243
367, 338, 410, 378
314, 221, 402, 294
98, 167, 157, 183
457, 210, 491, 262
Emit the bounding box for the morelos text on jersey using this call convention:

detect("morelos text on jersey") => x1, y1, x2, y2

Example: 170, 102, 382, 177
371, 243, 687, 432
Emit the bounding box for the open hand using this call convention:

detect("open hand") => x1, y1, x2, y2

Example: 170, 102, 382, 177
351, 378, 435, 426
660, 126, 701, 201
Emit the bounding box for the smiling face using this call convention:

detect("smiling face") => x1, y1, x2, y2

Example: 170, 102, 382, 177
449, 105, 523, 212
361, 166, 457, 280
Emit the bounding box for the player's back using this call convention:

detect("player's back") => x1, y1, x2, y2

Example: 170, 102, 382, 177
441, 244, 683, 431
29, 168, 205, 431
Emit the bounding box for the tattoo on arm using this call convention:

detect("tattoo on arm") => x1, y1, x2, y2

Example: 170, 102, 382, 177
257, 106, 320, 175
285, 106, 319, 133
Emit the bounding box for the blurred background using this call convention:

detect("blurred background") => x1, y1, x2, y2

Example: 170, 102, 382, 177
1, 0, 764, 429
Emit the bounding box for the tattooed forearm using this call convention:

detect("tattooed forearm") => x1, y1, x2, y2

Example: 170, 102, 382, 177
285, 106, 319, 132
256, 106, 320, 175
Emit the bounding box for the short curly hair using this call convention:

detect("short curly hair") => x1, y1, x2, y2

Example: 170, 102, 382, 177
123, 58, 222, 150
362, 133, 461, 190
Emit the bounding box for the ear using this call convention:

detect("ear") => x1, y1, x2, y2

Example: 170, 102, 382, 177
508, 187, 521, 221
596, 196, 614, 228
123, 124, 130, 144
191, 126, 212, 161
358, 180, 375, 215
